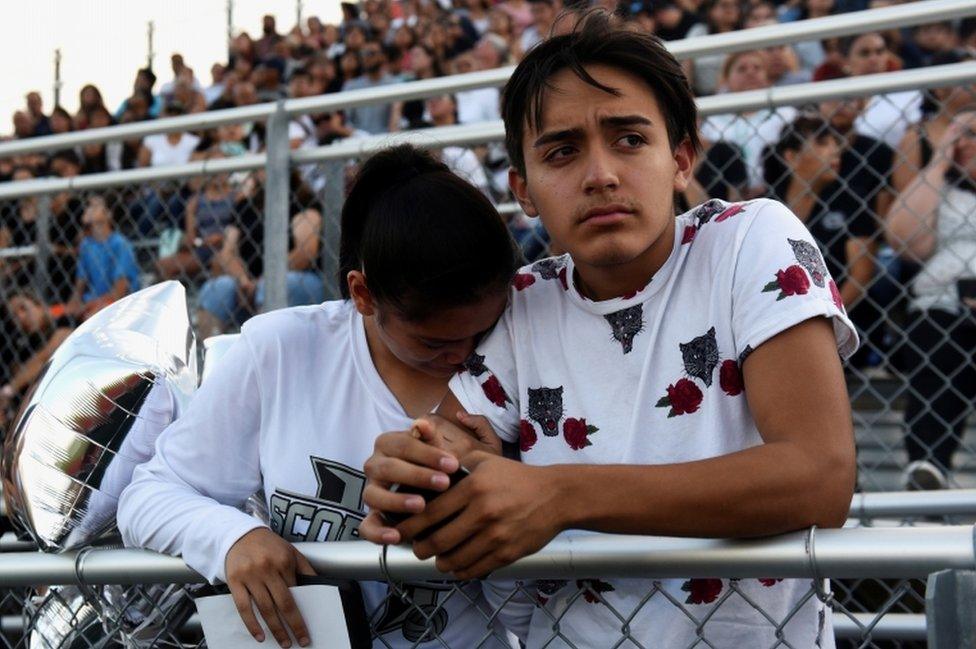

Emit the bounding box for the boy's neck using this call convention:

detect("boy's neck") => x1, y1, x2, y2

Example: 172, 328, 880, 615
90, 224, 112, 242
572, 217, 676, 302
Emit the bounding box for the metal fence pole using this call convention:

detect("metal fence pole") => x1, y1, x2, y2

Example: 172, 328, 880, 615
321, 160, 344, 300
33, 195, 52, 300
262, 102, 290, 313
926, 569, 976, 648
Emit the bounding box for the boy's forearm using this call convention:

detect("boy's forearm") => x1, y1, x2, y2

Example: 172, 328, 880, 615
549, 441, 853, 539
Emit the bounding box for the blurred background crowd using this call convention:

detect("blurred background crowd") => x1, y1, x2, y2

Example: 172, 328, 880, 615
0, 0, 975, 490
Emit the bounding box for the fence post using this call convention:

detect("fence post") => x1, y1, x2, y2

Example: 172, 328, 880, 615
34, 194, 52, 300
926, 569, 976, 648
320, 160, 344, 300
262, 101, 290, 313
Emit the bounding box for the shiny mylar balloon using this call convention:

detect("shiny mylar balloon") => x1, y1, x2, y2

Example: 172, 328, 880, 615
1, 281, 197, 551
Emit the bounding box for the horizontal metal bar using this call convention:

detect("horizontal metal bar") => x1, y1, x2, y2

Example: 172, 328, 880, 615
0, 611, 926, 641
0, 526, 970, 587
0, 245, 38, 259
0, 60, 972, 201
0, 0, 970, 159
853, 489, 976, 519
833, 613, 926, 641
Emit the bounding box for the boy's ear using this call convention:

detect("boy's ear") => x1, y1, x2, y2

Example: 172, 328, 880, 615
347, 271, 376, 316
509, 168, 539, 217
671, 138, 696, 194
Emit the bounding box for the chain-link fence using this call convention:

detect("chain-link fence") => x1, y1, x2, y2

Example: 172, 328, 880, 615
0, 525, 973, 648
1, 5, 976, 646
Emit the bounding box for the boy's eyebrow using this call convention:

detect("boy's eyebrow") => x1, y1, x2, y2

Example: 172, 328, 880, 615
532, 115, 654, 148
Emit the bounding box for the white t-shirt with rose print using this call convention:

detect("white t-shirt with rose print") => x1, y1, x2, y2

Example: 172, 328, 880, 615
451, 198, 857, 649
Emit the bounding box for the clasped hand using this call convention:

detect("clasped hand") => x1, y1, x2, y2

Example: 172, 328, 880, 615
360, 413, 564, 579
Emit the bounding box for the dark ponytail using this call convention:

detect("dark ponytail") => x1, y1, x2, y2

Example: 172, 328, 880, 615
339, 144, 521, 320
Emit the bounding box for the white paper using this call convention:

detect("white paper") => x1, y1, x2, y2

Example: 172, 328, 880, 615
195, 584, 352, 649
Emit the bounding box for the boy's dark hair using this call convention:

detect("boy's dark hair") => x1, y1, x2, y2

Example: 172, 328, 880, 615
501, 10, 700, 177
339, 144, 521, 321
50, 150, 81, 168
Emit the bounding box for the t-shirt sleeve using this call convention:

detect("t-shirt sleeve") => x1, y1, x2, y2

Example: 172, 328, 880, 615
448, 303, 521, 444
731, 200, 859, 362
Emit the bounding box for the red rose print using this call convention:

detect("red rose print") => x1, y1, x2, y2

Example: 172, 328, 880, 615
829, 280, 843, 311
719, 360, 743, 396
520, 420, 537, 452
563, 418, 598, 450
715, 203, 746, 222
681, 225, 697, 244
681, 578, 723, 604
655, 378, 704, 417
576, 579, 615, 603
777, 265, 810, 297
758, 578, 783, 587
558, 266, 569, 291
762, 265, 810, 300
513, 273, 535, 291
481, 375, 509, 407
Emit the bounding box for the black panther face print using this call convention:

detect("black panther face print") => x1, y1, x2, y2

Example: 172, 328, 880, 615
788, 238, 827, 288
532, 258, 563, 280
693, 199, 726, 226
604, 305, 644, 354
737, 345, 754, 367
679, 327, 719, 387
528, 386, 564, 436
463, 353, 488, 377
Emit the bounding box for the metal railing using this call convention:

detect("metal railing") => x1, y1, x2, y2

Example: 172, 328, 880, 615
0, 0, 972, 160
0, 527, 972, 646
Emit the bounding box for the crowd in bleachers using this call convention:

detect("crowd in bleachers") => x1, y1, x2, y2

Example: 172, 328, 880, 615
0, 1, 976, 486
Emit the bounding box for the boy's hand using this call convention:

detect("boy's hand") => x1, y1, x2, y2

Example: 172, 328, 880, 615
401, 452, 562, 580
359, 413, 502, 545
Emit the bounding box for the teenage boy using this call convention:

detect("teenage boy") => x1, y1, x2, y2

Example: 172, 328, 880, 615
361, 13, 857, 648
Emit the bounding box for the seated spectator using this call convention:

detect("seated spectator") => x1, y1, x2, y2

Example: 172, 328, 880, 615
473, 33, 510, 70
769, 108, 893, 363
742, 0, 775, 28
48, 151, 86, 301
156, 151, 239, 281
693, 141, 748, 202
520, 0, 561, 54
424, 94, 492, 197
0, 291, 75, 420
115, 68, 162, 120
255, 15, 284, 60
64, 195, 140, 320
683, 0, 742, 96
778, 0, 835, 74
653, 0, 701, 41
452, 53, 501, 124
900, 21, 958, 69
893, 49, 976, 195
25, 92, 51, 137
79, 107, 124, 174
459, 0, 492, 36
0, 168, 40, 287
886, 110, 976, 489
498, 0, 534, 37
253, 58, 287, 102
132, 101, 201, 236
842, 32, 922, 149
204, 63, 228, 106
750, 18, 809, 85
342, 41, 399, 134
699, 50, 796, 197
11, 111, 34, 139
49, 106, 73, 135
195, 174, 324, 337
74, 84, 108, 131
160, 54, 204, 104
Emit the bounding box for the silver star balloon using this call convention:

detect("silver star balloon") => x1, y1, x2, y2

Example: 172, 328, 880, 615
2, 281, 197, 552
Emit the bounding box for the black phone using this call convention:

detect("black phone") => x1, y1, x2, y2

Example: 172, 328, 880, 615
380, 466, 470, 529
959, 279, 976, 309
